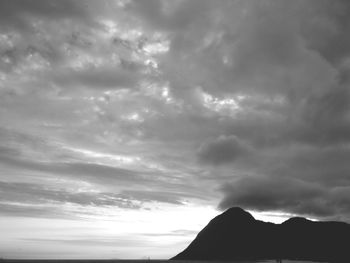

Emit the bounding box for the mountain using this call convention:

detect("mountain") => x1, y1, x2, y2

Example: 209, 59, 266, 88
172, 207, 350, 262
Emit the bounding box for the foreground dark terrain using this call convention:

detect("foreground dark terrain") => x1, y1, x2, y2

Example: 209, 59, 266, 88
0, 260, 325, 263
172, 207, 350, 262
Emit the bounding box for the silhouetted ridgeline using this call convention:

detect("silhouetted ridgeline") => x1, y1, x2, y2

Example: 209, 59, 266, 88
172, 207, 350, 262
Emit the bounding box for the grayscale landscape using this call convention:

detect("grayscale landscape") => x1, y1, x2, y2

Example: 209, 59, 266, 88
0, 0, 349, 262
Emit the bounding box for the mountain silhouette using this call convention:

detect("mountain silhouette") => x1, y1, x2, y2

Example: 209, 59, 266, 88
172, 207, 350, 262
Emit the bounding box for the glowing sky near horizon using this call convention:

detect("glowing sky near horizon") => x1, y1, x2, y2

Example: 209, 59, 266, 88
1, 0, 350, 259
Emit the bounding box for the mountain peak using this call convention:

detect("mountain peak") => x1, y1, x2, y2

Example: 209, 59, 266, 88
282, 216, 311, 225
221, 207, 255, 221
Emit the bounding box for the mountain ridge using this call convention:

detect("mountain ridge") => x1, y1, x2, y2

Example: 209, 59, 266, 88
172, 207, 350, 262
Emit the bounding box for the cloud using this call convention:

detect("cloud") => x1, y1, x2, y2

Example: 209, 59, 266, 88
219, 176, 328, 216
0, 181, 192, 218
0, 202, 64, 219
0, 0, 88, 31
148, 0, 338, 99
0, 181, 142, 210
296, 85, 350, 145
197, 135, 248, 165
52, 65, 141, 90
298, 0, 350, 65
218, 150, 350, 221
0, 152, 147, 186
120, 190, 187, 205
1, 0, 350, 227
0, 0, 160, 97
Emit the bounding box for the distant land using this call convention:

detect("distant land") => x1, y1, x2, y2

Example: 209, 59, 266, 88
172, 207, 350, 262
0, 260, 326, 263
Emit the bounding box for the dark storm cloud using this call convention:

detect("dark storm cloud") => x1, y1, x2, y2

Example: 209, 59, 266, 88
219, 176, 326, 215
299, 0, 350, 65
283, 146, 350, 186
219, 175, 350, 222
160, 1, 350, 221
220, 84, 350, 148
296, 85, 350, 145
215, 142, 350, 220
197, 135, 248, 165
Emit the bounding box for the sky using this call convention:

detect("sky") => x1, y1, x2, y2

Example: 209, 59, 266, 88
1, 0, 350, 259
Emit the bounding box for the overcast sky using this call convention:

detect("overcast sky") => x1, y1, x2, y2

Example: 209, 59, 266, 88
1, 0, 350, 259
